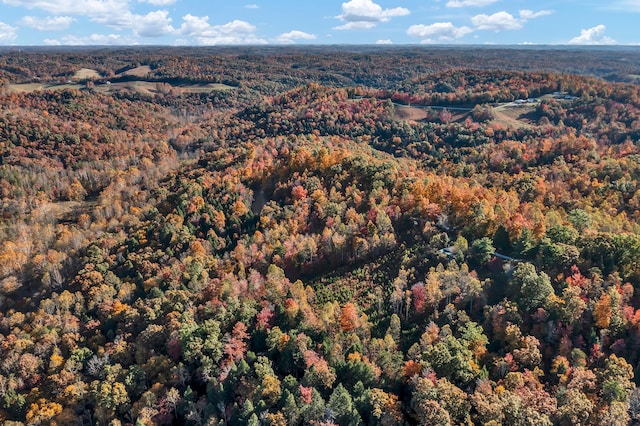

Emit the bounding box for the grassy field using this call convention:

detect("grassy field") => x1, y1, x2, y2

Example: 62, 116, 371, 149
9, 80, 236, 95
393, 105, 428, 122
73, 68, 101, 80
490, 108, 535, 129
182, 83, 236, 93
91, 81, 237, 95
392, 101, 540, 129
95, 81, 157, 95
119, 65, 151, 77
8, 83, 84, 93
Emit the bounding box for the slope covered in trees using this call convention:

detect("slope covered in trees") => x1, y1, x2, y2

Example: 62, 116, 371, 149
0, 47, 639, 425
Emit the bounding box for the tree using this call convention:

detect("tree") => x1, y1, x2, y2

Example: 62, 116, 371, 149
264, 411, 287, 425
25, 399, 63, 425
509, 262, 554, 311
471, 104, 495, 122
411, 377, 471, 425
261, 374, 282, 406
282, 391, 301, 425
505, 371, 557, 422
597, 401, 630, 426
567, 209, 592, 233
460, 320, 488, 359
327, 384, 361, 425
387, 313, 401, 344
439, 108, 452, 124
415, 399, 451, 426
471, 380, 504, 424
598, 354, 634, 403
340, 303, 359, 332
301, 388, 326, 424
514, 227, 536, 256
165, 387, 181, 418
593, 293, 612, 330
239, 399, 256, 424
493, 225, 512, 253
512, 335, 543, 369
556, 285, 587, 326
453, 235, 469, 261
424, 334, 479, 387
472, 237, 495, 266
538, 239, 580, 271
90, 379, 130, 422
411, 282, 427, 313
500, 388, 553, 426
366, 388, 402, 425
557, 388, 594, 426
224, 321, 249, 366
629, 387, 640, 424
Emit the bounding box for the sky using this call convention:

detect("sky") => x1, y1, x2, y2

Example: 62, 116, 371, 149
0, 0, 638, 46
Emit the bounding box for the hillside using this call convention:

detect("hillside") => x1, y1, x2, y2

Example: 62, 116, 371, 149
0, 47, 639, 425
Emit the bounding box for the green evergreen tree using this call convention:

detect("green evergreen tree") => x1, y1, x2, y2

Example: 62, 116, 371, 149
328, 383, 362, 425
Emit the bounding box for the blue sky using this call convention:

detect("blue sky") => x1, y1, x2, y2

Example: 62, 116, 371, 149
0, 0, 637, 46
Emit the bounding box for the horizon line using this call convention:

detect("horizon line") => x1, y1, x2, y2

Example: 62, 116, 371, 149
1, 43, 639, 49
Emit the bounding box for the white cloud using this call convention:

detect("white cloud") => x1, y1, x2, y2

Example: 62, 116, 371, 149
139, 0, 175, 5
245, 3, 259, 8
519, 9, 553, 20
179, 14, 211, 36
335, 0, 409, 30
64, 8, 174, 36
0, 22, 18, 44
472, 9, 552, 31
179, 15, 266, 45
446, 0, 498, 7
19, 15, 74, 31
46, 32, 133, 45
2, 0, 175, 37
472, 11, 522, 30
132, 10, 174, 37
407, 22, 473, 42
274, 30, 316, 44
4, 0, 175, 37
334, 21, 377, 30
568, 24, 616, 45
2, 0, 128, 16
376, 39, 392, 44
609, 1, 640, 12
339, 0, 410, 21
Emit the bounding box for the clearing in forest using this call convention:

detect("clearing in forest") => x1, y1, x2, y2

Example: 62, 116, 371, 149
394, 105, 428, 122
73, 68, 101, 80
120, 65, 152, 77
183, 83, 236, 93
490, 108, 535, 129
93, 81, 236, 95
8, 83, 84, 93
491, 101, 540, 129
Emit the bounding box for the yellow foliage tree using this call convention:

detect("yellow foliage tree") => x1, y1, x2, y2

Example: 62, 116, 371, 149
261, 375, 282, 406
25, 399, 63, 425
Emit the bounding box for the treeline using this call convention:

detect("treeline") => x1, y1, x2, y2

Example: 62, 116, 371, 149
3, 46, 640, 87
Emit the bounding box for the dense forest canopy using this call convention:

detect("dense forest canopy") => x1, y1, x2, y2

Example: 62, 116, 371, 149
0, 46, 640, 425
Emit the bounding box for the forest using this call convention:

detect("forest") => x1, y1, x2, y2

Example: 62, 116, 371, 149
0, 46, 640, 425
